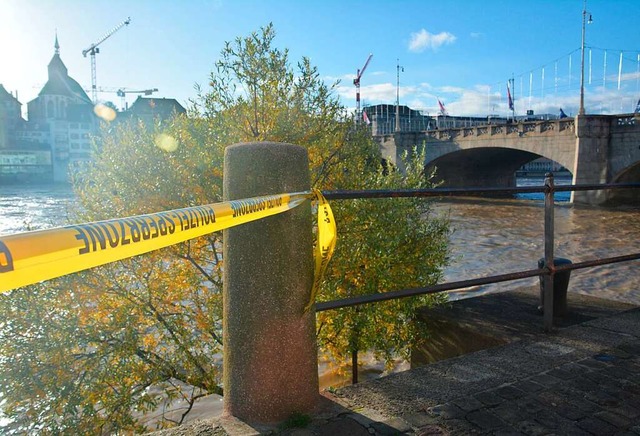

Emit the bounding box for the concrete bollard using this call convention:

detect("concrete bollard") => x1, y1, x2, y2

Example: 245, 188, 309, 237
222, 142, 319, 423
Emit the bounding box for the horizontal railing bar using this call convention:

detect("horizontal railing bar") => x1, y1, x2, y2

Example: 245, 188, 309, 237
315, 268, 542, 312
553, 253, 640, 272
321, 183, 640, 200
555, 183, 640, 192
315, 252, 640, 312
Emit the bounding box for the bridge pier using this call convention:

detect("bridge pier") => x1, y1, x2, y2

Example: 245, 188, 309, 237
571, 115, 610, 205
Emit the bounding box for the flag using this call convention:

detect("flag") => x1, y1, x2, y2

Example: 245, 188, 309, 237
635, 98, 640, 114
362, 110, 371, 125
559, 108, 568, 119
437, 99, 447, 116
507, 82, 514, 111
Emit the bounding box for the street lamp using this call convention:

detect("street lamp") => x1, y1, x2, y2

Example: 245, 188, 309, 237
579, 0, 593, 115
395, 59, 403, 132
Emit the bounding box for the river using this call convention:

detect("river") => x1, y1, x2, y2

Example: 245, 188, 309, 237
1, 181, 638, 305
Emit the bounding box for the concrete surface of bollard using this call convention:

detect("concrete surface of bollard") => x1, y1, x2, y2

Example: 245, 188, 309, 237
222, 142, 319, 424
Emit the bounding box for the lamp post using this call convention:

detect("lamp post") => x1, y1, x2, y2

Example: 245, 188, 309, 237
579, 0, 592, 115
395, 59, 403, 132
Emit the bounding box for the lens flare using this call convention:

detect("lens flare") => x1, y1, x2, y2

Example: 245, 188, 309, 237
154, 133, 179, 152
93, 104, 117, 122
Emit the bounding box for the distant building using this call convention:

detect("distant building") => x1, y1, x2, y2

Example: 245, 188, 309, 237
0, 35, 97, 182
0, 36, 186, 184
117, 96, 186, 127
0, 84, 23, 149
363, 104, 433, 135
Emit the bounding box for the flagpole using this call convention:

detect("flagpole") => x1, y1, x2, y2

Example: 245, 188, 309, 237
580, 0, 592, 115
511, 76, 516, 121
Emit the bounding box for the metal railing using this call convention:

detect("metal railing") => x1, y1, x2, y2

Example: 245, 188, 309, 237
317, 175, 640, 383
316, 176, 640, 335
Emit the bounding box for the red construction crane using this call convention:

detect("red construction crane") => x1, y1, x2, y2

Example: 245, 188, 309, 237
82, 17, 132, 103
353, 53, 373, 121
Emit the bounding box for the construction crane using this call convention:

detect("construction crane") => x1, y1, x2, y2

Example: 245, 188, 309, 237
116, 88, 158, 109
82, 17, 132, 103
353, 53, 373, 122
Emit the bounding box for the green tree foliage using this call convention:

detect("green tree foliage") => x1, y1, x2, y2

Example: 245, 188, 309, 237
0, 24, 449, 432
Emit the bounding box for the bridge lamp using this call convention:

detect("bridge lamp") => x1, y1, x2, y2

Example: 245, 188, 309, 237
579, 1, 593, 115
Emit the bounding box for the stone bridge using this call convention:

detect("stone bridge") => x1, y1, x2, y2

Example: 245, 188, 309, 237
377, 114, 640, 205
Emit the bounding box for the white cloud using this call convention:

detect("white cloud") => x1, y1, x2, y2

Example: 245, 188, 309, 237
408, 29, 456, 53
470, 32, 484, 39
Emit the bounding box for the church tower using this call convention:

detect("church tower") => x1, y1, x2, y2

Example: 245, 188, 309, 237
22, 35, 97, 182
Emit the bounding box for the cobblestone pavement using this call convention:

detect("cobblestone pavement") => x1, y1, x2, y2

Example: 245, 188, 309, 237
154, 290, 640, 435
327, 291, 640, 436
279, 340, 640, 435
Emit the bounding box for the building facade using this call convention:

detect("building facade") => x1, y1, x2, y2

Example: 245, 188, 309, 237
0, 36, 186, 184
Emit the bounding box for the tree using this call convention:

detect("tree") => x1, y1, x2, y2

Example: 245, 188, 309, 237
0, 24, 449, 432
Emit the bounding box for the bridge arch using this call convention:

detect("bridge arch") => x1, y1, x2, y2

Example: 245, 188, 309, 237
426, 146, 572, 189
606, 162, 640, 205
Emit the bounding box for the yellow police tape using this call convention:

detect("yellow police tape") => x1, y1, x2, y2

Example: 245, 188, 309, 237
0, 190, 337, 308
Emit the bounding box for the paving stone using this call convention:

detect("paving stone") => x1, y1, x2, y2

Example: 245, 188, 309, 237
617, 359, 640, 374
576, 416, 618, 436
596, 384, 633, 401
465, 409, 506, 432
552, 423, 592, 435
426, 403, 466, 420
622, 383, 640, 395
531, 410, 574, 431
491, 401, 523, 424
583, 390, 621, 407
492, 430, 526, 436
618, 342, 640, 355
515, 419, 551, 436
617, 405, 640, 421
284, 429, 315, 436
567, 376, 600, 393
495, 385, 526, 400
546, 367, 576, 380
577, 358, 610, 370
608, 347, 633, 359
553, 403, 588, 421
533, 390, 565, 408
529, 373, 562, 388
314, 417, 371, 436
414, 424, 448, 436
371, 417, 412, 436
451, 396, 484, 412
401, 412, 438, 428
474, 390, 506, 406
604, 366, 636, 380
558, 362, 592, 377
512, 379, 545, 394
514, 396, 546, 414
583, 369, 615, 385
439, 418, 479, 434
595, 410, 632, 429
626, 396, 640, 410
564, 395, 599, 414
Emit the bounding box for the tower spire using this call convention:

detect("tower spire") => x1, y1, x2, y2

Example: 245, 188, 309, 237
54, 30, 60, 54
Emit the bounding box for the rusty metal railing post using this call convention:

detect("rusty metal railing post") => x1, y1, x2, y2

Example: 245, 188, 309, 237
543, 173, 555, 332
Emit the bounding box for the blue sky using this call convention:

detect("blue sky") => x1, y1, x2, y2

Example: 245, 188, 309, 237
2, 0, 639, 118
